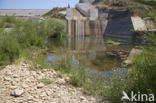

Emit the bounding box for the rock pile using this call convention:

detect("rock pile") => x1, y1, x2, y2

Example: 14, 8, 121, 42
0, 62, 97, 103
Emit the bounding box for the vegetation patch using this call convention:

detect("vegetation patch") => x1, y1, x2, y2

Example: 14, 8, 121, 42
106, 40, 120, 45
0, 16, 66, 68
44, 8, 66, 19
99, 0, 156, 22
40, 78, 53, 85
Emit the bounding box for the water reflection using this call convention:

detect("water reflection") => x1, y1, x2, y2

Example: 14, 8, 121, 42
66, 36, 132, 71
67, 36, 106, 52
47, 35, 133, 72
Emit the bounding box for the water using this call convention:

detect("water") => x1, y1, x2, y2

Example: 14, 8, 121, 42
47, 36, 133, 74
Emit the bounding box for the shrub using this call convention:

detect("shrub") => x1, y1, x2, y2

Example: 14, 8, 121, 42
0, 16, 18, 28
13, 20, 45, 48
130, 47, 156, 95
107, 35, 156, 103
0, 31, 21, 66
70, 68, 86, 87
107, 72, 129, 103
54, 55, 73, 72
40, 18, 66, 38
0, 16, 67, 67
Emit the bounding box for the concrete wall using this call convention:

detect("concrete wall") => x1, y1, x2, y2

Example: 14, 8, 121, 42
89, 8, 98, 20
0, 9, 49, 16
66, 8, 73, 20
76, 3, 98, 20
104, 10, 135, 41
66, 20, 107, 36
76, 3, 91, 17
66, 8, 138, 42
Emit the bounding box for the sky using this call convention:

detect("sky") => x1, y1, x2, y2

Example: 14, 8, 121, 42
0, 0, 79, 9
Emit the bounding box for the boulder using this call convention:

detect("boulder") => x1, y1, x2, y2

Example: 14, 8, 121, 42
37, 83, 44, 88
124, 48, 142, 65
11, 89, 24, 97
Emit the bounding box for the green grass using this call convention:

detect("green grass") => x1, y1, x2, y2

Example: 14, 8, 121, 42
52, 53, 111, 99
40, 78, 53, 85
106, 40, 120, 45
51, 32, 156, 102
44, 7, 66, 19
20, 47, 52, 70
100, 0, 156, 21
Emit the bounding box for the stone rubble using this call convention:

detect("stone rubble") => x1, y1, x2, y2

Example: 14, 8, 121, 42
11, 89, 24, 97
0, 62, 99, 103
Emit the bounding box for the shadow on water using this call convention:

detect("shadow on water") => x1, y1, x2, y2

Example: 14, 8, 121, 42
46, 35, 133, 77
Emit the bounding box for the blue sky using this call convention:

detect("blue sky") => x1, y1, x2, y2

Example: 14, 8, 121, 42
0, 0, 79, 9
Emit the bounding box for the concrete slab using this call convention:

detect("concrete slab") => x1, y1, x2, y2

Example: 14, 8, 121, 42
76, 3, 91, 17
76, 3, 98, 20
131, 16, 147, 31
66, 8, 86, 20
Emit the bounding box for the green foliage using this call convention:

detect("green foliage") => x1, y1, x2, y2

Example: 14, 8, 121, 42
106, 72, 129, 103
20, 47, 52, 70
0, 16, 66, 67
106, 40, 120, 45
12, 20, 45, 48
135, 0, 156, 8
0, 16, 21, 28
41, 18, 66, 38
53, 53, 110, 99
70, 68, 86, 87
44, 8, 66, 19
130, 47, 156, 94
54, 55, 73, 72
40, 78, 53, 85
106, 37, 156, 103
101, 0, 156, 21
0, 31, 21, 66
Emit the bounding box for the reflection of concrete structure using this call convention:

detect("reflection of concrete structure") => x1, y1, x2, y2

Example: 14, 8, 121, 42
67, 36, 106, 52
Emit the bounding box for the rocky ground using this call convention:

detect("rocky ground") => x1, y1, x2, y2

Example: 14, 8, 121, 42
0, 62, 99, 103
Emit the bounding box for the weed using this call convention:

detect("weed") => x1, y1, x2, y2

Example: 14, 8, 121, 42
40, 78, 53, 85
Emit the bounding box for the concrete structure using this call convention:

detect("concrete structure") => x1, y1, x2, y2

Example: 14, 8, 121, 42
0, 9, 49, 16
131, 16, 147, 31
65, 0, 155, 42
66, 20, 107, 36
75, 3, 98, 20
66, 8, 86, 20
104, 10, 135, 40
79, 0, 96, 3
